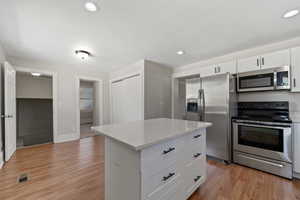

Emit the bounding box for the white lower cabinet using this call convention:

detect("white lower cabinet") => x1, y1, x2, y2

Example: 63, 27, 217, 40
105, 129, 207, 200
294, 123, 300, 175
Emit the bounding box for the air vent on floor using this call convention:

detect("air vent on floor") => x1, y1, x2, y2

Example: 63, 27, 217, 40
18, 173, 29, 183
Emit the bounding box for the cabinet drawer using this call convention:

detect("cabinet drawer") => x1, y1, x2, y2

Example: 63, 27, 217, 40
184, 155, 206, 198
183, 130, 206, 164
142, 165, 179, 199
146, 177, 182, 200
185, 130, 206, 151
185, 130, 205, 145
141, 139, 178, 177
185, 145, 206, 165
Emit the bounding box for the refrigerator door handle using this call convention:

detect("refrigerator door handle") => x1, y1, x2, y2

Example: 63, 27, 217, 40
198, 89, 205, 121
202, 89, 205, 121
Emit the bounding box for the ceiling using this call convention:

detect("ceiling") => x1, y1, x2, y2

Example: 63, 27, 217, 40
0, 0, 300, 72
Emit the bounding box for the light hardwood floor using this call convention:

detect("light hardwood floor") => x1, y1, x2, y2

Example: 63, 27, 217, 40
0, 136, 299, 200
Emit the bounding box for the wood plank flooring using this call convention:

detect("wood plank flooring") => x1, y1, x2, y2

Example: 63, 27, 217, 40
0, 136, 299, 200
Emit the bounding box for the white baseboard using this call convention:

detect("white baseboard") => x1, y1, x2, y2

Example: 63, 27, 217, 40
294, 172, 300, 179
54, 133, 79, 143
0, 151, 4, 169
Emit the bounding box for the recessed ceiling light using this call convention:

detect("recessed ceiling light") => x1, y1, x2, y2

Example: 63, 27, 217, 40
85, 1, 98, 12
177, 50, 185, 55
283, 9, 299, 18
75, 50, 91, 60
31, 72, 41, 77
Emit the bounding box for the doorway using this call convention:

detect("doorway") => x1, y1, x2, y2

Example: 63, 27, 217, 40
79, 80, 97, 139
16, 71, 53, 148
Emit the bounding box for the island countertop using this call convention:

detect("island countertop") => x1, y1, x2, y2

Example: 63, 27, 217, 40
92, 118, 212, 150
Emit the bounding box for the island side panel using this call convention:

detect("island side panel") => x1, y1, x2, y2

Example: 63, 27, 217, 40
105, 137, 141, 200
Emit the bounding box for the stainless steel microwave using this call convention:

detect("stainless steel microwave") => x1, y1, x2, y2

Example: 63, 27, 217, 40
237, 66, 290, 92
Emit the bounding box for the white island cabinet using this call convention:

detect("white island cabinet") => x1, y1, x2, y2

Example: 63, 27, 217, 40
92, 118, 212, 200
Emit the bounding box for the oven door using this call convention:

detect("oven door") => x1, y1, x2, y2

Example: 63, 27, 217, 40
233, 122, 292, 163
237, 71, 275, 92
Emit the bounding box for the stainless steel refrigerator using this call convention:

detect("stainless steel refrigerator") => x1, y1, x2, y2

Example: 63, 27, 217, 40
178, 73, 236, 163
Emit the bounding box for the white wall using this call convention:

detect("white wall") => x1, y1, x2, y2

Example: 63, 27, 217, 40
16, 73, 52, 99
0, 43, 6, 168
9, 57, 110, 143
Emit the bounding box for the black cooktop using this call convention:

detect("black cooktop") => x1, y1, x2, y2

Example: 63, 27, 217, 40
234, 101, 292, 123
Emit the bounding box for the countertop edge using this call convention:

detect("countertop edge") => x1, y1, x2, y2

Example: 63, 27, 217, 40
92, 122, 212, 151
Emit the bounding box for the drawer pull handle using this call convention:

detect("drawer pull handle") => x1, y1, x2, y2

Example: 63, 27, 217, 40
194, 176, 202, 182
162, 173, 175, 182
163, 147, 175, 155
193, 153, 202, 158
193, 134, 201, 139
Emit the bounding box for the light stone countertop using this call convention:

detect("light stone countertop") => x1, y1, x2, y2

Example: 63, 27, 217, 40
92, 118, 212, 150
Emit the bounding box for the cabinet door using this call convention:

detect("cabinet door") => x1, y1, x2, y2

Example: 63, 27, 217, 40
291, 47, 300, 92
294, 123, 300, 174
237, 56, 260, 73
217, 60, 237, 74
260, 49, 290, 69
199, 65, 215, 78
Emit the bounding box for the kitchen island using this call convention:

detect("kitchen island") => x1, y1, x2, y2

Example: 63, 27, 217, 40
92, 118, 212, 200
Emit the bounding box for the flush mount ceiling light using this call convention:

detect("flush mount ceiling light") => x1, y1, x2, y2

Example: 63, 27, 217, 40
283, 9, 299, 18
176, 50, 185, 55
75, 50, 91, 60
85, 1, 98, 12
31, 72, 41, 77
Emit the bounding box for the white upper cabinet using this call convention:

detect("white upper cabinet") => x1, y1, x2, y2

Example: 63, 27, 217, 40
199, 60, 236, 78
260, 49, 290, 69
237, 49, 290, 73
291, 47, 300, 92
237, 56, 260, 73
199, 65, 215, 78
216, 60, 237, 75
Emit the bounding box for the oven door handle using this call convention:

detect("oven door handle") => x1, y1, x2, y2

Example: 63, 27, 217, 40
235, 122, 289, 129
238, 154, 284, 168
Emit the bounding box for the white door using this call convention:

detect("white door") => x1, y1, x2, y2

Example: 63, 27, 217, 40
237, 56, 260, 73
111, 80, 124, 124
260, 49, 290, 69
122, 75, 142, 122
291, 47, 300, 92
4, 62, 16, 161
111, 75, 142, 124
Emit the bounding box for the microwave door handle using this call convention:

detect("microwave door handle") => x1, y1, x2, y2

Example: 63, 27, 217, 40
274, 71, 277, 89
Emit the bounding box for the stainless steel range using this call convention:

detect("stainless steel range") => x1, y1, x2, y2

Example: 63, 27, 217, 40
232, 101, 293, 179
